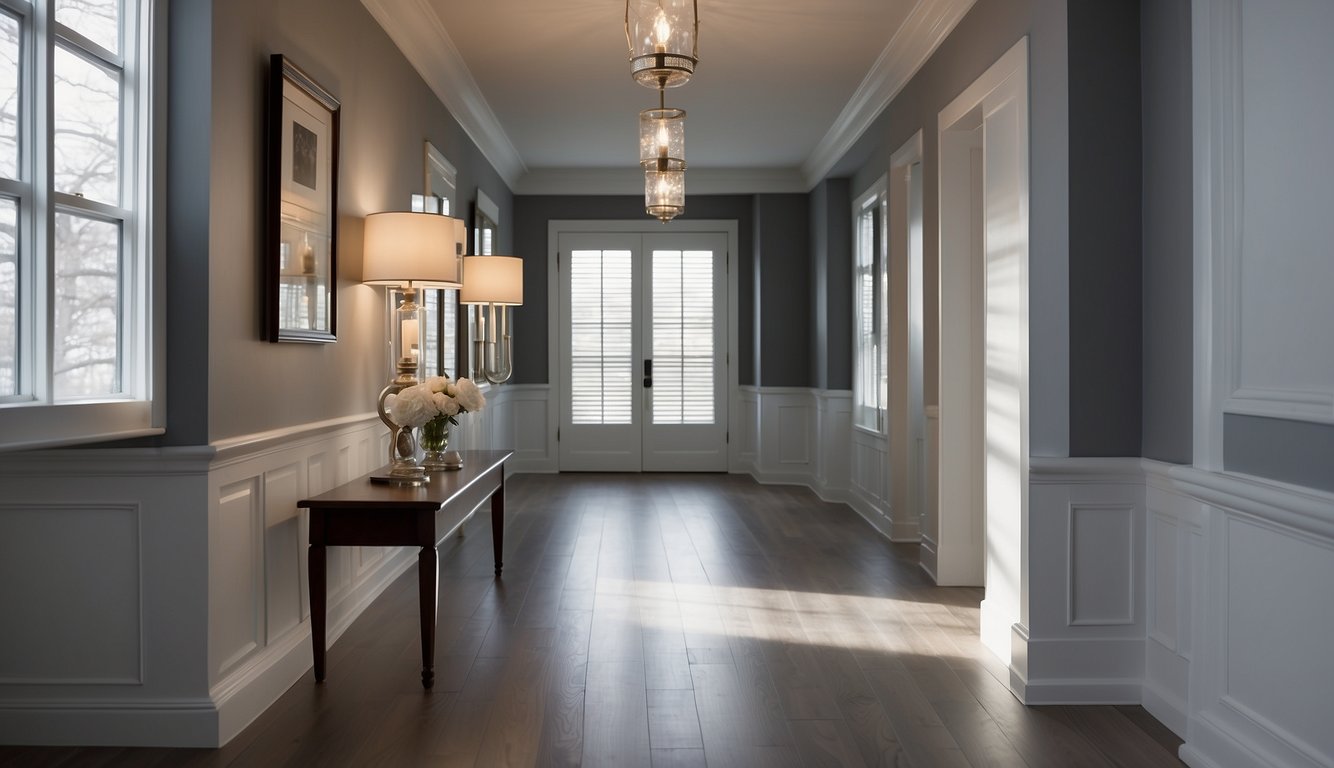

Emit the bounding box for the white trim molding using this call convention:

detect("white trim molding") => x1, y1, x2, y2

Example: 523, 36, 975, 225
360, 0, 526, 189
802, 0, 977, 188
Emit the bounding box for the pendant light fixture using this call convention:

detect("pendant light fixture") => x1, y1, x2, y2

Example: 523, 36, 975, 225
640, 90, 686, 222
625, 0, 699, 89
627, 1, 697, 222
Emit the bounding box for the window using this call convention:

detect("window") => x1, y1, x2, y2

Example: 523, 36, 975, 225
0, 0, 159, 449
408, 147, 459, 379
854, 180, 888, 432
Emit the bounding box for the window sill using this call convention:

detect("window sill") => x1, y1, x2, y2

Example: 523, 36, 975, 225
0, 400, 162, 452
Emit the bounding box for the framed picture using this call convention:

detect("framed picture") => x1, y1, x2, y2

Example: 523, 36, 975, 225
267, 54, 340, 342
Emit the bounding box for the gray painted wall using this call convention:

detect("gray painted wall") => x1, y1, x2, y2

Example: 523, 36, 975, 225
809, 179, 853, 391
755, 194, 812, 387
1140, 0, 1194, 465
827, 0, 1071, 455
509, 195, 756, 386
1068, 1, 1143, 456
809, 183, 829, 390
201, 0, 512, 442
164, 0, 212, 446
1225, 415, 1334, 493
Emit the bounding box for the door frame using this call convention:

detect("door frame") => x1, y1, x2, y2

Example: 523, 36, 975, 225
936, 37, 1030, 665
547, 219, 740, 472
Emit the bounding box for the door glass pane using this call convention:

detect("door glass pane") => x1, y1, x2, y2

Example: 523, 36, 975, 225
54, 212, 119, 398
54, 45, 120, 205
56, 0, 120, 54
0, 198, 15, 395
0, 13, 19, 180
652, 248, 713, 424
570, 249, 632, 424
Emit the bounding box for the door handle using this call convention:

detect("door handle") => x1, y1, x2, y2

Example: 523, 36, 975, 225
643, 359, 652, 388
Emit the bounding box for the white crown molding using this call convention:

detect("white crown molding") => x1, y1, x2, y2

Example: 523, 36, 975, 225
802, 0, 976, 188
515, 166, 809, 196
361, 0, 527, 190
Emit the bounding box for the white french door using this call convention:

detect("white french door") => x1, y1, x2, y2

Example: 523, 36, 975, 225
558, 231, 728, 472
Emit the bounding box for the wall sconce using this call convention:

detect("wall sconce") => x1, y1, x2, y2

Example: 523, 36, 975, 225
362, 211, 464, 482
461, 256, 523, 385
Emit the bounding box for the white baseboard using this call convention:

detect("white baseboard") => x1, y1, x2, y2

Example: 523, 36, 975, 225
0, 698, 218, 748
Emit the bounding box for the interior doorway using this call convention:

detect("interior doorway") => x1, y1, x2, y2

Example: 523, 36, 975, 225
935, 39, 1030, 663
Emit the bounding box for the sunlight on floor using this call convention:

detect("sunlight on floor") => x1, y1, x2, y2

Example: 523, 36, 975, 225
590, 577, 979, 660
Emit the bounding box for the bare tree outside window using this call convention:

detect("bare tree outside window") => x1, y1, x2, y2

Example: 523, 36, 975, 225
0, 14, 20, 396
0, 0, 149, 446
53, 0, 125, 398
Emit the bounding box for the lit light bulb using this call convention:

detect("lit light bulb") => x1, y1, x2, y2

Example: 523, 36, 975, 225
656, 123, 670, 157
653, 9, 671, 53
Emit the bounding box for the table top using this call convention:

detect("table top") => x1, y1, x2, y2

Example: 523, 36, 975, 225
297, 450, 512, 512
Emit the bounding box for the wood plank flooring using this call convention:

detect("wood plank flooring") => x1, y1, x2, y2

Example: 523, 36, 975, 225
0, 473, 1185, 767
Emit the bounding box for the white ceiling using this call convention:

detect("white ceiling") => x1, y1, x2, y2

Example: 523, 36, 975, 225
362, 0, 975, 194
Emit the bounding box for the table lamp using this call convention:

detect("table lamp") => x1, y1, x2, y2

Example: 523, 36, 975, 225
362, 211, 465, 483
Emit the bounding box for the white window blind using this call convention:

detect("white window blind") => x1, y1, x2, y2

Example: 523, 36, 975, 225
570, 248, 633, 424
854, 187, 887, 431
652, 249, 714, 424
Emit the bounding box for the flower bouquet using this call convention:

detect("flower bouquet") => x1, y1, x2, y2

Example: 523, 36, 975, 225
386, 375, 485, 470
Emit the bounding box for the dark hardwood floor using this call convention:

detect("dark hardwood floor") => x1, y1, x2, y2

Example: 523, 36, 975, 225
1, 473, 1184, 767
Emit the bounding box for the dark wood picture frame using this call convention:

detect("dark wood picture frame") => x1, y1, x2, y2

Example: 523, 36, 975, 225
266, 54, 340, 343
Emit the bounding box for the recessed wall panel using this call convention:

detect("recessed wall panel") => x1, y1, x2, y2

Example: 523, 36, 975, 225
0, 504, 141, 683
1069, 504, 1134, 626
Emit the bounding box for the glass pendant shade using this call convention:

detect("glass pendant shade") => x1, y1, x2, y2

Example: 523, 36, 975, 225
639, 107, 686, 169
626, 0, 698, 88
645, 167, 685, 222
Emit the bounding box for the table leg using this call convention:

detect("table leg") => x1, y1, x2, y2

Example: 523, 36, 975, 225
418, 545, 438, 689
309, 543, 327, 683
491, 475, 505, 575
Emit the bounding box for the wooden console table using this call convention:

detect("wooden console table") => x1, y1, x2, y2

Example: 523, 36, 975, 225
298, 449, 512, 689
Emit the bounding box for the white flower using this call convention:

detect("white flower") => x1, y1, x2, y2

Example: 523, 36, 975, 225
389, 383, 437, 427
454, 377, 485, 412
424, 376, 448, 394
445, 381, 458, 397
440, 396, 460, 417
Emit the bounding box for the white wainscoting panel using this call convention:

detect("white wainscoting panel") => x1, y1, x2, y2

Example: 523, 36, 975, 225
1023, 458, 1146, 704
849, 427, 893, 538
212, 477, 263, 678
503, 384, 556, 473
1068, 504, 1135, 626
755, 388, 815, 484
0, 504, 142, 685
0, 448, 215, 746
1142, 460, 1204, 738
1170, 464, 1334, 768
812, 391, 852, 499
920, 405, 941, 579
733, 386, 760, 473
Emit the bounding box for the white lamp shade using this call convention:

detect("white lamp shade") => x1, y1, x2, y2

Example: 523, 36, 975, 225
460, 256, 524, 305
362, 211, 464, 287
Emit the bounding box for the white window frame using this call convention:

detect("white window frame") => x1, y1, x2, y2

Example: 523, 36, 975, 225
853, 178, 888, 433
0, 0, 163, 450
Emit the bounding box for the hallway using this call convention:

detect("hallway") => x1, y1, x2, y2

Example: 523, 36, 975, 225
2, 473, 1183, 767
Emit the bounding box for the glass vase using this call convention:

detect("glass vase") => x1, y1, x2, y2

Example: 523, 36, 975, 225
420, 416, 452, 470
